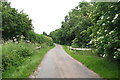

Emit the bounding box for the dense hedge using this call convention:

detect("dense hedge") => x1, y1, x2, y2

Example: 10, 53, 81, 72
25, 31, 53, 46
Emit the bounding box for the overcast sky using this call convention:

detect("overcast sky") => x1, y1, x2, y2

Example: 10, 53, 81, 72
8, 0, 90, 34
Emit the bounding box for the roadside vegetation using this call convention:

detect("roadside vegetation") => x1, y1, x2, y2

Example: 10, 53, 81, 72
0, 1, 54, 78
1, 0, 120, 79
2, 40, 54, 78
63, 46, 119, 79
50, 1, 120, 79
50, 2, 120, 60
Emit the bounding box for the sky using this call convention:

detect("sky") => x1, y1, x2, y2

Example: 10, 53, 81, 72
8, 0, 90, 34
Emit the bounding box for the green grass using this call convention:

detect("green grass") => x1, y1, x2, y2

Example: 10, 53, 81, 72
63, 45, 119, 80
0, 45, 2, 79
2, 41, 54, 78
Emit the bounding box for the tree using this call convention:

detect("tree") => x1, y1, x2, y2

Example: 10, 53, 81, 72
2, 2, 33, 41
89, 2, 120, 59
50, 2, 92, 47
43, 31, 48, 36
50, 1, 120, 60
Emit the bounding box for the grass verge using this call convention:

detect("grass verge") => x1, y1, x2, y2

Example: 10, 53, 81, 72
2, 41, 54, 78
0, 45, 2, 79
63, 45, 119, 80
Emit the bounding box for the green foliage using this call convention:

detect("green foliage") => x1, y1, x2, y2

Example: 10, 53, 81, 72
43, 32, 48, 36
50, 1, 120, 60
2, 41, 54, 78
25, 31, 43, 43
1, 0, 54, 44
63, 46, 119, 79
71, 38, 79, 48
89, 2, 120, 59
2, 41, 37, 72
50, 2, 92, 46
2, 2, 33, 40
2, 36, 53, 73
43, 35, 53, 46
25, 31, 53, 46
50, 29, 63, 44
1, 1, 54, 78
1, 2, 54, 46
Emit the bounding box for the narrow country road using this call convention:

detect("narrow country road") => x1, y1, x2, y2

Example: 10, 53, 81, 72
30, 44, 101, 78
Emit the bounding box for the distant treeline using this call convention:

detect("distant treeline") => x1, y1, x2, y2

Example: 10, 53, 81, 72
50, 2, 120, 59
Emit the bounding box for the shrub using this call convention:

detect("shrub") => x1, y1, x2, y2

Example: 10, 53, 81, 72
43, 36, 53, 46
25, 31, 53, 46
71, 38, 79, 48
2, 41, 37, 72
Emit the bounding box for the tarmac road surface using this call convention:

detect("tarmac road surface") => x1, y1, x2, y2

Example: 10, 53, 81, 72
30, 44, 101, 78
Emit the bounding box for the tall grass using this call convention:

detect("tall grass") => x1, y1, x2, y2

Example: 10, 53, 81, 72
2, 41, 54, 78
63, 45, 119, 80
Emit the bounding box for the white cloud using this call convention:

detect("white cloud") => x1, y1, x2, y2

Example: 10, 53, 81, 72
8, 0, 84, 34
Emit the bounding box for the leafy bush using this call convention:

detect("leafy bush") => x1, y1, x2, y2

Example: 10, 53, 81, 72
17, 47, 32, 57
71, 38, 79, 48
2, 41, 37, 72
43, 36, 53, 46
25, 31, 53, 46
